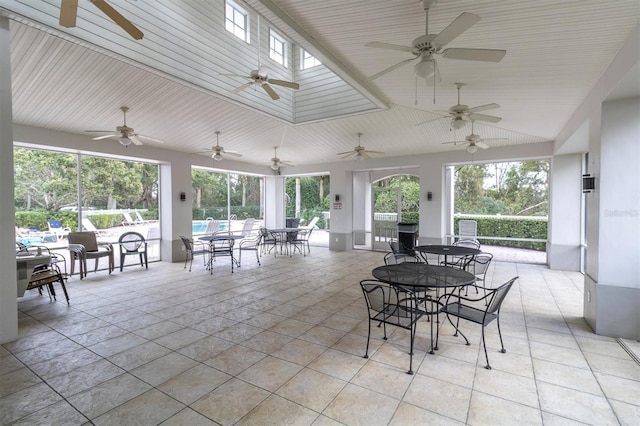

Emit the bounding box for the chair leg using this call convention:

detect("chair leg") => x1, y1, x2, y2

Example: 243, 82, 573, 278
120, 255, 125, 272
481, 327, 491, 370
407, 323, 415, 375
254, 249, 260, 266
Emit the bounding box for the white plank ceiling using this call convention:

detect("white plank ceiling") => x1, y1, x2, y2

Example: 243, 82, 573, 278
0, 0, 638, 167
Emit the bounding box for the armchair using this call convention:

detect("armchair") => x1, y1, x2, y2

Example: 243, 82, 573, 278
68, 231, 114, 278
437, 277, 518, 370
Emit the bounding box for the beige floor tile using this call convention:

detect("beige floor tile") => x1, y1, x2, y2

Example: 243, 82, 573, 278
130, 352, 198, 387
153, 328, 208, 350
46, 359, 125, 398
66, 373, 151, 419
351, 360, 414, 399
9, 400, 88, 426
240, 330, 294, 354
537, 381, 619, 425
92, 389, 185, 426
268, 318, 315, 337
467, 391, 543, 426
238, 355, 302, 392
594, 372, 640, 405
403, 374, 471, 422
0, 382, 63, 424
0, 354, 25, 376
270, 338, 327, 366
159, 407, 218, 425
204, 344, 266, 375
236, 394, 319, 425
0, 367, 42, 397
191, 378, 270, 425
474, 366, 539, 408
323, 383, 399, 426
540, 411, 591, 426
276, 368, 347, 412
12, 337, 83, 365
331, 331, 381, 357
157, 363, 231, 405
576, 336, 631, 359
369, 341, 427, 373
585, 351, 640, 381
308, 348, 368, 381
529, 341, 590, 369
299, 325, 347, 347
87, 332, 149, 358
107, 341, 172, 371
132, 320, 185, 340
2, 329, 64, 353
418, 354, 476, 387
609, 399, 640, 426
533, 358, 603, 395
389, 402, 463, 425
177, 335, 236, 361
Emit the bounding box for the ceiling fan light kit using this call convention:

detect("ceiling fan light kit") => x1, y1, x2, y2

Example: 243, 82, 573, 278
466, 144, 478, 154
85, 106, 163, 147
119, 136, 132, 147
337, 133, 384, 160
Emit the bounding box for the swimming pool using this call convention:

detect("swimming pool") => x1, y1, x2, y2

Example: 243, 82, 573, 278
192, 220, 227, 234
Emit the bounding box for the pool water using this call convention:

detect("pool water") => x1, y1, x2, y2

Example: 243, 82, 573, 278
192, 221, 227, 234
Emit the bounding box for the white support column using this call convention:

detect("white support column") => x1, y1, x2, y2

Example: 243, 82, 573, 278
329, 169, 353, 250
264, 175, 285, 229
548, 154, 582, 270
418, 162, 446, 245
0, 17, 18, 344
159, 158, 192, 262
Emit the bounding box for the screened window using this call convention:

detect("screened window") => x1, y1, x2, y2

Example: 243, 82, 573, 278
269, 29, 287, 67
225, 1, 249, 43
301, 49, 321, 70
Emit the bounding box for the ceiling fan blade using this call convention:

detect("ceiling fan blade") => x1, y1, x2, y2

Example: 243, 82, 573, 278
368, 57, 417, 80
262, 83, 280, 100
442, 140, 467, 145
361, 152, 372, 160
267, 79, 300, 90
135, 134, 165, 144
365, 41, 414, 53
468, 113, 502, 123
224, 150, 242, 157
441, 48, 506, 62
92, 134, 118, 140
232, 82, 253, 94
59, 0, 78, 27
365, 150, 384, 154
129, 135, 143, 145
476, 141, 490, 149
467, 103, 500, 113
91, 0, 144, 40
432, 12, 480, 46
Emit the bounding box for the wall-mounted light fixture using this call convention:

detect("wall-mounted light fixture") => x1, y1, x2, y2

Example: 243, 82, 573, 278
335, 194, 340, 202
180, 192, 186, 201
427, 192, 433, 201
582, 174, 595, 193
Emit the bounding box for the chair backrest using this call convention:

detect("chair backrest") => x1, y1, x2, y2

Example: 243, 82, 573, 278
240, 218, 255, 236
48, 220, 63, 230
304, 217, 320, 229
453, 239, 481, 250
134, 211, 147, 223
486, 277, 518, 315
468, 253, 493, 277
459, 220, 477, 239
119, 231, 145, 252
205, 220, 221, 235
81, 218, 98, 232
179, 235, 193, 253
122, 212, 136, 225
361, 280, 398, 317
68, 231, 99, 251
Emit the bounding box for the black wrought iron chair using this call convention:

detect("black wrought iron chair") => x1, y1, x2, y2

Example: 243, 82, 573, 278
440, 239, 481, 269
464, 252, 493, 296
360, 279, 429, 375
179, 235, 208, 271
118, 231, 148, 272
238, 233, 262, 266
385, 241, 421, 265
290, 228, 312, 256
259, 227, 277, 256
437, 276, 518, 370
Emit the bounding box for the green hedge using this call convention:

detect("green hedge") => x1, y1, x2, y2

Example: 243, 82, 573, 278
15, 209, 159, 231
455, 215, 547, 251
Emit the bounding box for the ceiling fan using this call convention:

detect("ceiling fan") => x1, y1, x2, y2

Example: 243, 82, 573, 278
200, 131, 242, 161
222, 66, 300, 101
337, 133, 384, 161
365, 0, 506, 83
59, 0, 144, 40
417, 83, 502, 129
270, 146, 294, 170
85, 106, 164, 147
442, 121, 507, 153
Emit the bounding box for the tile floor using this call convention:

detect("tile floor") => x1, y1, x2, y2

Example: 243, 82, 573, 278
2, 248, 639, 425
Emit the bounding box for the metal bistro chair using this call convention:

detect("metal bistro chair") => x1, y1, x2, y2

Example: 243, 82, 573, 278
360, 279, 429, 375
259, 227, 277, 256
464, 252, 493, 296
440, 239, 481, 269
118, 231, 148, 272
437, 277, 518, 370
385, 241, 421, 265
238, 233, 262, 266
179, 235, 208, 272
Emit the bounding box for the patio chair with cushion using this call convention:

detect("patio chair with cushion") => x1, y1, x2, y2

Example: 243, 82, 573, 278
118, 231, 148, 271
47, 220, 71, 239
179, 235, 208, 271
437, 276, 518, 370
68, 231, 114, 278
